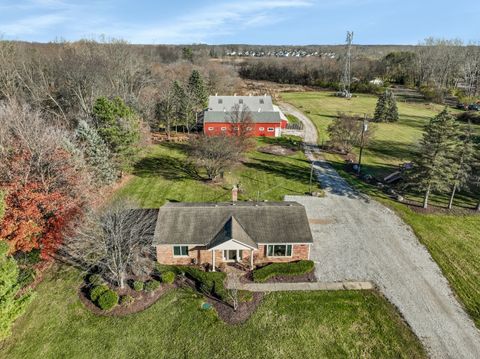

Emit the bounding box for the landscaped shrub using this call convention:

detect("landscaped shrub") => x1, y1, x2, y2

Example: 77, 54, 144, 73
88, 274, 104, 286
132, 280, 144, 292
90, 284, 109, 302
155, 264, 227, 300
144, 279, 160, 292
161, 271, 175, 284
97, 289, 119, 311
120, 295, 134, 306
252, 260, 315, 283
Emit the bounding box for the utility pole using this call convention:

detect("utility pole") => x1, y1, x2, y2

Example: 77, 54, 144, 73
309, 162, 315, 194
341, 31, 354, 99
357, 114, 368, 176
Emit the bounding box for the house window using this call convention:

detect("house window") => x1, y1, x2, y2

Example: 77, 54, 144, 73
267, 244, 292, 257
267, 127, 274, 132
259, 127, 265, 131
208, 127, 214, 131
173, 245, 189, 257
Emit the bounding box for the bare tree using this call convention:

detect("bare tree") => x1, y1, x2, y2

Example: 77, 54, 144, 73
227, 103, 254, 143
187, 135, 243, 181
62, 200, 156, 288
327, 113, 374, 154
226, 272, 240, 312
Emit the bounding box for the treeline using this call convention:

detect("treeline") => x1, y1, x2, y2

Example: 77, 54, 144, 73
238, 38, 480, 101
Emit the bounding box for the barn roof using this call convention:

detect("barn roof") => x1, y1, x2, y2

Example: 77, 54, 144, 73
204, 111, 282, 123
153, 201, 313, 246
208, 95, 273, 112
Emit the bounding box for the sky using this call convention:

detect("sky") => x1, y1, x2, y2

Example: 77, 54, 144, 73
0, 0, 479, 45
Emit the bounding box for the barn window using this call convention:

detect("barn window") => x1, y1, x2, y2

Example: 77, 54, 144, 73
267, 244, 292, 257
218, 99, 223, 104
246, 127, 253, 131
239, 99, 243, 104
259, 127, 265, 131
267, 127, 274, 132
221, 127, 227, 131
208, 127, 214, 131
259, 98, 264, 104
173, 246, 189, 257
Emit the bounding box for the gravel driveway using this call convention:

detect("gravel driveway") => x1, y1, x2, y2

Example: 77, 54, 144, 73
281, 103, 480, 359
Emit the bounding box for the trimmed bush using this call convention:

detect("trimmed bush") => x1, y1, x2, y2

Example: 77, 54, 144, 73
120, 295, 134, 306
90, 285, 109, 302
97, 289, 119, 311
132, 280, 144, 292
88, 274, 104, 286
253, 260, 315, 283
144, 279, 160, 292
161, 271, 175, 284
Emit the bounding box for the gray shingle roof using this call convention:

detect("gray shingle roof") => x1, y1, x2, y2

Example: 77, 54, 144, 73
153, 202, 313, 246
207, 216, 258, 249
208, 95, 273, 112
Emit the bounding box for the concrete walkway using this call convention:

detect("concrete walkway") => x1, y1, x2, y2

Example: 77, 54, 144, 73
280, 102, 480, 359
226, 281, 374, 292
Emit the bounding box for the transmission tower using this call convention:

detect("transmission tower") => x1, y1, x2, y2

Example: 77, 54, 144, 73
340, 31, 354, 98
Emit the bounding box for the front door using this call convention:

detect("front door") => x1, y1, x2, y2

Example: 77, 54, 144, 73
223, 250, 242, 262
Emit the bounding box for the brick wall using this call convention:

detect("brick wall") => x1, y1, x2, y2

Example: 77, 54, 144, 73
156, 244, 310, 267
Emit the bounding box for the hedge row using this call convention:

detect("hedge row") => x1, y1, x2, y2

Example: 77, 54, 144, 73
252, 260, 315, 283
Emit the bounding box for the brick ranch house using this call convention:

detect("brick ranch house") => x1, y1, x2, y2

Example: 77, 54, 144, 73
201, 95, 288, 138
152, 201, 313, 271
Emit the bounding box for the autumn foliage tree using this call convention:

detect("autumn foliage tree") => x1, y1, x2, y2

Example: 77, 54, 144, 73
0, 102, 90, 259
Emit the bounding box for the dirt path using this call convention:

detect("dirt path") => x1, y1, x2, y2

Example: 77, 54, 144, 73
280, 102, 480, 359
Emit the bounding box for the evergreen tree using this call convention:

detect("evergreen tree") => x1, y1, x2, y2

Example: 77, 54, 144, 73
172, 80, 192, 133
373, 91, 387, 122
405, 109, 458, 208
187, 70, 208, 110
386, 91, 399, 122
0, 242, 34, 340
469, 144, 480, 211
75, 120, 117, 185
92, 97, 141, 172
447, 123, 475, 209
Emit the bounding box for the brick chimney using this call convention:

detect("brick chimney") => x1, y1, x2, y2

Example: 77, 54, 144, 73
232, 185, 238, 202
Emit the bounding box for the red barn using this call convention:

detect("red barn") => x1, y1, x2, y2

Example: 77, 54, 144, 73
202, 95, 288, 137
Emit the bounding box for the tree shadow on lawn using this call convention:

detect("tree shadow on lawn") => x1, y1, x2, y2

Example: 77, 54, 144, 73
133, 154, 199, 181
242, 159, 312, 188
368, 139, 419, 163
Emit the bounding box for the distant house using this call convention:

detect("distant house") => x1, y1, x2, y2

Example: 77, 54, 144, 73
152, 201, 313, 270
202, 95, 288, 137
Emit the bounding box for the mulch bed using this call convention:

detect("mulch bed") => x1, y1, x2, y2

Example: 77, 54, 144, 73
79, 283, 174, 317
207, 292, 264, 325
241, 270, 317, 284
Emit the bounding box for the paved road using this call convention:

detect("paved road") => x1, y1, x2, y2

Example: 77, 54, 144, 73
281, 102, 480, 359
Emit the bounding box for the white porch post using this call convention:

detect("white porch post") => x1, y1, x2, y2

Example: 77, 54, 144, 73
250, 250, 254, 269
212, 250, 216, 272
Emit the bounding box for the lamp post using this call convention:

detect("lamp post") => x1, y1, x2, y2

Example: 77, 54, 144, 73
357, 115, 368, 176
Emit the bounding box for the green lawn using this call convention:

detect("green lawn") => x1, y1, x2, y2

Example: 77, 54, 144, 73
0, 266, 425, 359
281, 91, 480, 327
115, 138, 321, 207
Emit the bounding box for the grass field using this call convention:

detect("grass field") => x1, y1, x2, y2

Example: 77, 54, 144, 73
0, 266, 426, 359
281, 91, 463, 179
115, 137, 321, 207
281, 91, 480, 327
